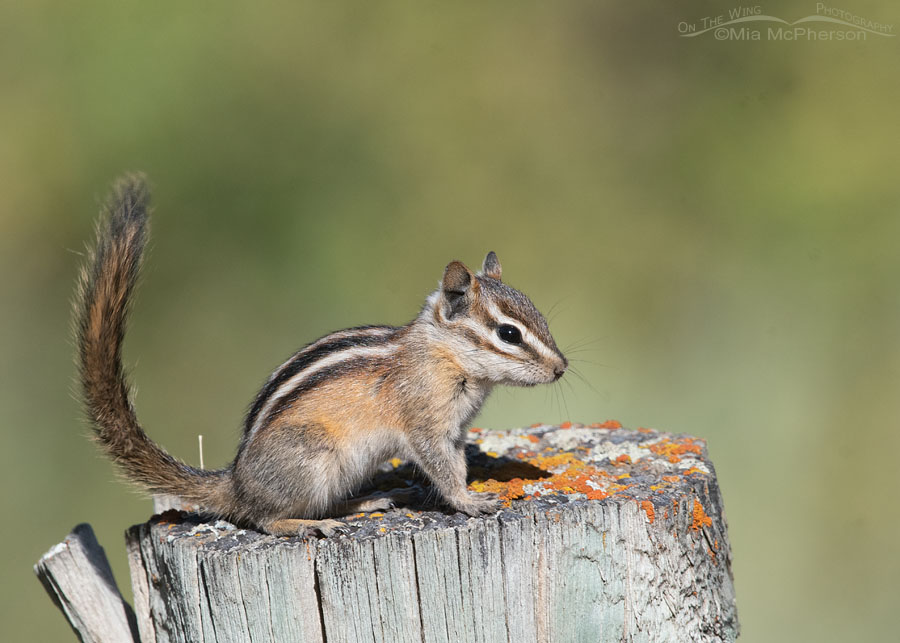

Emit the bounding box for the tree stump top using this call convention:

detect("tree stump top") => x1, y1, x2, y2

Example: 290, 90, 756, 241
150, 422, 727, 546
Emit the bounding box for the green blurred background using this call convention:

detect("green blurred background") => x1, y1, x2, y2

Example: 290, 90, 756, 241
2, 1, 898, 640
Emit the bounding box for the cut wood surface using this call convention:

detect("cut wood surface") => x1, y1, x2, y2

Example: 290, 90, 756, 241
123, 423, 739, 643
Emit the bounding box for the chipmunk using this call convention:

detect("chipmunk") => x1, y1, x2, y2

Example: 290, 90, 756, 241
75, 175, 568, 537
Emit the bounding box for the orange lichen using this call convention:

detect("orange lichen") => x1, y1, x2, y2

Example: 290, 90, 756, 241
683, 467, 706, 476
469, 476, 528, 506
690, 499, 712, 530
469, 427, 483, 433
530, 423, 543, 428
468, 448, 622, 505
369, 512, 384, 519
463, 429, 702, 511
637, 427, 654, 434
530, 451, 590, 471
589, 420, 622, 429
643, 438, 702, 463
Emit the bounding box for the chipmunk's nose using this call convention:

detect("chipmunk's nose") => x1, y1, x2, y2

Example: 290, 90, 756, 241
553, 357, 568, 381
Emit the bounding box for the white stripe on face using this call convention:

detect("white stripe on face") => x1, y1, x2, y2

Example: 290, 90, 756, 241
481, 299, 558, 360
249, 343, 400, 437
455, 316, 523, 356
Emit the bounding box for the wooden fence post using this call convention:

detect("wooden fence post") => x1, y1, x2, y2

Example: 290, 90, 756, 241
37, 423, 739, 642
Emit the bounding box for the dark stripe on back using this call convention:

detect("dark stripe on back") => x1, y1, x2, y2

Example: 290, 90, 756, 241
243, 326, 396, 433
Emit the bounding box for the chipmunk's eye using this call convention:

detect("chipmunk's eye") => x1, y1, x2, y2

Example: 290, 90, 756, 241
497, 324, 522, 344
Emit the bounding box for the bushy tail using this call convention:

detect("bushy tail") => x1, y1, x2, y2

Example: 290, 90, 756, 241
75, 174, 231, 511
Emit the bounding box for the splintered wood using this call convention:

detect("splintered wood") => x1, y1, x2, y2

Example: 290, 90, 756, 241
35, 523, 140, 643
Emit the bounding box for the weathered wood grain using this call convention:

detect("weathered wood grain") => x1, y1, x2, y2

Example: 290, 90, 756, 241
123, 423, 739, 642
35, 523, 140, 643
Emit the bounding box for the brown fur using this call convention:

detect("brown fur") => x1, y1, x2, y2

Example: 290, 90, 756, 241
75, 175, 233, 515
75, 176, 567, 536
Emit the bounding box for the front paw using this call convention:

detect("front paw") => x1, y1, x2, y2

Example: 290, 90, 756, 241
454, 491, 501, 517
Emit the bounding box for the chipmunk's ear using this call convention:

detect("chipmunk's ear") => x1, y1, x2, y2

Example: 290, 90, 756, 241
481, 251, 502, 281
441, 260, 476, 319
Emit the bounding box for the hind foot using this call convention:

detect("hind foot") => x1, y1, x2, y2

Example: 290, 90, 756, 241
261, 518, 345, 538
336, 488, 418, 514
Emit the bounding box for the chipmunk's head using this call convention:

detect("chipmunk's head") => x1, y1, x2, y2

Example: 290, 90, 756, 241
427, 251, 567, 386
